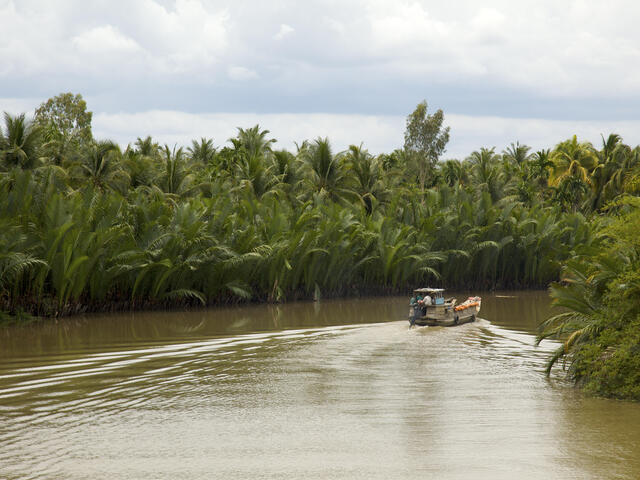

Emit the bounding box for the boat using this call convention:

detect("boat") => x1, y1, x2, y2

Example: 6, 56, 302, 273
408, 288, 481, 327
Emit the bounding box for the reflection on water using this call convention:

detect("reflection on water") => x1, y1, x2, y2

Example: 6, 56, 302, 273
0, 297, 407, 358
1, 292, 640, 480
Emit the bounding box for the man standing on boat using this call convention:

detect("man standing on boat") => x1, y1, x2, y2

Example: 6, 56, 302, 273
419, 294, 431, 316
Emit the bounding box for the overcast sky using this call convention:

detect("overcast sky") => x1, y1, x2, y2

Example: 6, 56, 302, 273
2, 0, 640, 158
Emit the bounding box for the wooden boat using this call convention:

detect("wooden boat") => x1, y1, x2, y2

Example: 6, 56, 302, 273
408, 288, 481, 327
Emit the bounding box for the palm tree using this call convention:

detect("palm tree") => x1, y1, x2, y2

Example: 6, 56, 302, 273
550, 136, 596, 211
188, 137, 216, 166
589, 134, 634, 211
440, 159, 466, 187
134, 136, 160, 157
232, 125, 276, 158
623, 149, 640, 194
502, 141, 531, 166
344, 144, 388, 214
39, 121, 72, 167
0, 221, 46, 311
235, 151, 278, 199
270, 150, 302, 199
536, 257, 612, 375
468, 147, 505, 202
157, 145, 198, 197
369, 218, 442, 289
122, 147, 157, 189
550, 136, 596, 183
301, 138, 350, 202
528, 149, 553, 184
0, 112, 43, 170
74, 140, 129, 192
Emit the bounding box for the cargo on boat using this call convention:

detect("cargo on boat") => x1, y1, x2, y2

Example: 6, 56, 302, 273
408, 288, 481, 327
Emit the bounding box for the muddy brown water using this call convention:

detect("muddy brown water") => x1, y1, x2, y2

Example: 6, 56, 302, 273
2, 291, 640, 479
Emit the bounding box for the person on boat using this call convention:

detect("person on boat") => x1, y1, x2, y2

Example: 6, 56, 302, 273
409, 295, 421, 324
418, 294, 430, 315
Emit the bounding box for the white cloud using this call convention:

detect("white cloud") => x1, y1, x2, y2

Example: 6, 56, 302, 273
2, 0, 640, 99
0, 0, 229, 77
468, 8, 507, 44
274, 24, 294, 40
0, 97, 41, 116
368, 2, 451, 51
0, 0, 58, 75
2, 0, 640, 132
227, 66, 258, 81
128, 0, 229, 73
72, 25, 141, 54
324, 16, 346, 35
362, 0, 640, 96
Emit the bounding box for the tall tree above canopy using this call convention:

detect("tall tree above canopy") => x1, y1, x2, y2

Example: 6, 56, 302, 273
404, 101, 450, 194
34, 93, 93, 164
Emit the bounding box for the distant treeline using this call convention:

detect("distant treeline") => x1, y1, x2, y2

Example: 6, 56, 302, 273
1, 93, 640, 397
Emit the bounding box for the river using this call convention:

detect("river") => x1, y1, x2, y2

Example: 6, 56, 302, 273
2, 291, 640, 479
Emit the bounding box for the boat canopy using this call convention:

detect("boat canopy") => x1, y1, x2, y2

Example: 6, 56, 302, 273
413, 287, 445, 294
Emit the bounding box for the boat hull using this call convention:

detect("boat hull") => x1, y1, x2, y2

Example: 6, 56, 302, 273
409, 301, 481, 327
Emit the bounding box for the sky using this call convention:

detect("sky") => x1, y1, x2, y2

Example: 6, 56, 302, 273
1, 0, 640, 158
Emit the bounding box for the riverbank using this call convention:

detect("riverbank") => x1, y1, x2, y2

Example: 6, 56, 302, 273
1, 283, 549, 324
537, 196, 640, 401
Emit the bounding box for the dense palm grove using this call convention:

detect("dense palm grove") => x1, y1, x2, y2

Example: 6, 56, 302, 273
537, 196, 640, 399
1, 94, 640, 397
